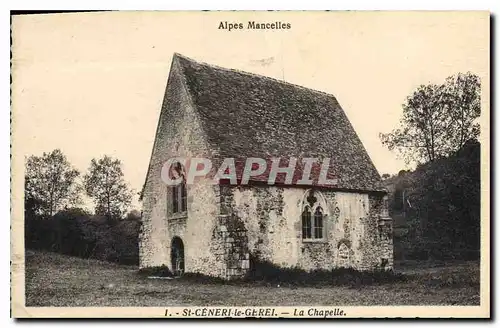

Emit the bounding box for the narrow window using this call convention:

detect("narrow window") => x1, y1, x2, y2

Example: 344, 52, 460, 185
172, 185, 179, 213
180, 180, 187, 212
169, 162, 187, 215
314, 207, 323, 239
302, 208, 312, 239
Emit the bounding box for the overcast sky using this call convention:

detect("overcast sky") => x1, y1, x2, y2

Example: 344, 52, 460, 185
12, 11, 489, 209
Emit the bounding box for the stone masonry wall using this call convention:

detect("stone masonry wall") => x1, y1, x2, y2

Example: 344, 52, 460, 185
360, 195, 394, 270
221, 185, 393, 275
209, 186, 250, 279
139, 56, 223, 276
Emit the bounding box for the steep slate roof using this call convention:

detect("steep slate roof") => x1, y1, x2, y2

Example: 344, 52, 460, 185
173, 53, 383, 192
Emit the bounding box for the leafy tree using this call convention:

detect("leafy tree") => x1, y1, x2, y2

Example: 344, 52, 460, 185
443, 72, 481, 149
84, 155, 133, 219
25, 149, 81, 217
380, 72, 480, 164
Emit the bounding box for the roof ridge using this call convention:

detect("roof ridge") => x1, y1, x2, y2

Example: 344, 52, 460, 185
173, 52, 340, 101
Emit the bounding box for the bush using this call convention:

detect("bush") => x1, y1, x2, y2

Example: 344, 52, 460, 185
138, 265, 173, 277
25, 208, 141, 265
387, 141, 480, 261
161, 259, 407, 287
245, 259, 407, 287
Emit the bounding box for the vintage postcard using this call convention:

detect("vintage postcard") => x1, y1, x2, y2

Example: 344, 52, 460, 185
10, 11, 490, 318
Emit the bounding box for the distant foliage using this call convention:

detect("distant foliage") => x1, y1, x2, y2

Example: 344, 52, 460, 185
25, 149, 82, 217
25, 208, 142, 265
125, 209, 142, 220
380, 72, 481, 164
389, 140, 480, 260
84, 155, 133, 220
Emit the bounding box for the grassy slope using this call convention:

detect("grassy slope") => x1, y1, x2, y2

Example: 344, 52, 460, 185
25, 251, 480, 307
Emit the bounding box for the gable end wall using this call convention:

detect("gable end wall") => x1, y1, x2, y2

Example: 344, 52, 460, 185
139, 58, 222, 275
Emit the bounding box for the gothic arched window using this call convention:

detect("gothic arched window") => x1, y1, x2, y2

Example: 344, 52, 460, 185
301, 190, 326, 240
302, 206, 312, 239
314, 207, 323, 239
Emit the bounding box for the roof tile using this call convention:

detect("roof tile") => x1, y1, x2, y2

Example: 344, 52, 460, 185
174, 53, 383, 192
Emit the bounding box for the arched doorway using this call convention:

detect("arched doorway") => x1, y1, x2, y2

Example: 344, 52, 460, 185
171, 237, 185, 276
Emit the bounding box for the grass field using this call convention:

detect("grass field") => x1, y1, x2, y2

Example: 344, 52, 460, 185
24, 250, 480, 306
